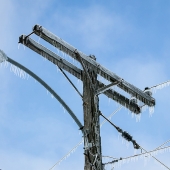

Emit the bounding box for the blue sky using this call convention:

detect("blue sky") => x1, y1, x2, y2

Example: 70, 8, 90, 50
0, 0, 170, 170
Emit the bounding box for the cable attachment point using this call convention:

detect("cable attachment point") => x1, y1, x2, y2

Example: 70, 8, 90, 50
132, 140, 140, 149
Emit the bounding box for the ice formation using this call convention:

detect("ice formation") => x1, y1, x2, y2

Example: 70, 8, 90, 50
49, 139, 84, 170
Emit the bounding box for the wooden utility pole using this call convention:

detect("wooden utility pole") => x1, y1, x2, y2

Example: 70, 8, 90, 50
82, 59, 102, 170
19, 25, 155, 170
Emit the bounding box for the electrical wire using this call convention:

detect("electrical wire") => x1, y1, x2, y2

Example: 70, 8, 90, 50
150, 80, 170, 89
155, 139, 170, 150
100, 106, 122, 127
100, 113, 170, 169
48, 107, 122, 169
103, 145, 170, 165
140, 146, 170, 170
59, 67, 83, 98
49, 139, 84, 170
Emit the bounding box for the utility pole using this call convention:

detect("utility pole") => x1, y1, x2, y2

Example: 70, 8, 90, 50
82, 58, 102, 170
19, 25, 155, 170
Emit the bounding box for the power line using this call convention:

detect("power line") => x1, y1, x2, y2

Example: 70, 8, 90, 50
103, 145, 170, 165
49, 139, 84, 170
100, 112, 170, 169
140, 146, 170, 170
100, 106, 122, 127
48, 107, 122, 169
59, 66, 83, 98
155, 139, 170, 150
150, 80, 170, 90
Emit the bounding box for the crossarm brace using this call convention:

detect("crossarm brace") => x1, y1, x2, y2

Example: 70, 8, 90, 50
96, 81, 121, 95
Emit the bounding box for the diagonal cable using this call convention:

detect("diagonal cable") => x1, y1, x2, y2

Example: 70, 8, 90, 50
48, 107, 122, 169
58, 66, 83, 98
100, 112, 170, 169
103, 145, 170, 165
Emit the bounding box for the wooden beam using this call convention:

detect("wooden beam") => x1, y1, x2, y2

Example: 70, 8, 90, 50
19, 35, 141, 114
32, 25, 155, 107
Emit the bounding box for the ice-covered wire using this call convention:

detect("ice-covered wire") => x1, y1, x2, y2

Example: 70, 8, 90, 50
150, 80, 170, 90
140, 146, 170, 170
59, 66, 83, 98
103, 145, 170, 169
100, 111, 140, 149
100, 106, 122, 127
0, 50, 84, 132
49, 107, 122, 169
100, 111, 170, 169
155, 139, 170, 150
49, 139, 84, 170
103, 146, 170, 169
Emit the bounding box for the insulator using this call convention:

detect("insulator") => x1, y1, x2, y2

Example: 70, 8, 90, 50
144, 87, 152, 96
130, 97, 137, 104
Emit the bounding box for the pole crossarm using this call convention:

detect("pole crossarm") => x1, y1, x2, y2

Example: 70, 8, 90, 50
19, 36, 141, 114
97, 82, 140, 114
19, 35, 81, 79
32, 25, 155, 107
0, 50, 83, 131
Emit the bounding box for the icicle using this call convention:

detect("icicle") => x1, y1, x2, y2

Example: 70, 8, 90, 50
134, 149, 137, 156
16, 67, 20, 77
27, 74, 30, 80
12, 65, 16, 75
122, 137, 125, 144
149, 106, 154, 117
20, 69, 23, 78
23, 44, 25, 50
131, 112, 135, 118
151, 80, 170, 93
126, 141, 130, 149
117, 132, 121, 141
51, 94, 54, 99
118, 160, 122, 168
77, 78, 80, 84
15, 67, 18, 76
23, 71, 26, 79
63, 107, 66, 113
4, 60, 8, 68
135, 114, 141, 122
18, 43, 21, 49
10, 64, 12, 71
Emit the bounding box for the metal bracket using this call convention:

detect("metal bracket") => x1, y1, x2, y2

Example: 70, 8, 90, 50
96, 79, 123, 95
